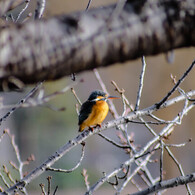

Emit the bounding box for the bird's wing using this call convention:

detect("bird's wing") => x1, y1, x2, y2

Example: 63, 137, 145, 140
78, 100, 95, 125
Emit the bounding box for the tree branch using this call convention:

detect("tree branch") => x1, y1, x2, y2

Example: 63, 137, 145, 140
0, 0, 194, 85
131, 172, 195, 195
3, 89, 195, 194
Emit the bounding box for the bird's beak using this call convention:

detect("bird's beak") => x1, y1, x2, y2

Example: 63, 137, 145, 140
107, 95, 120, 99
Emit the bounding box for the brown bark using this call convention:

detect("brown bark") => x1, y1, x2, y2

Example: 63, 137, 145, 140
0, 0, 194, 85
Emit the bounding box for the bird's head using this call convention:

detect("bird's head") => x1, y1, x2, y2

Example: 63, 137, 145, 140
88, 90, 119, 102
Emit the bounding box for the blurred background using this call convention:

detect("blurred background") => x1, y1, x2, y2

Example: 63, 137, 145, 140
0, 0, 195, 194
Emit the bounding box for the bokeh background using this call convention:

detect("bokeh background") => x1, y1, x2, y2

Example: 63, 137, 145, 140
0, 0, 195, 194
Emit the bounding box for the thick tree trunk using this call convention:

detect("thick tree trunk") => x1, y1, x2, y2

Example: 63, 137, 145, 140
0, 0, 194, 85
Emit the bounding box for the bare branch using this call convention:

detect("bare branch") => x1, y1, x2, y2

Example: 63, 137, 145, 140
34, 0, 46, 20
0, 0, 23, 16
159, 140, 164, 182
156, 59, 195, 109
94, 69, 119, 118
117, 153, 154, 194
165, 146, 192, 194
106, 174, 118, 186
81, 169, 90, 191
39, 183, 46, 195
98, 133, 130, 149
135, 56, 146, 111
71, 88, 82, 106
131, 172, 195, 195
15, 0, 31, 22
0, 172, 10, 188
2, 165, 15, 184
165, 139, 191, 148
0, 130, 6, 142
53, 185, 58, 195
85, 103, 195, 194
6, 129, 24, 179
46, 142, 85, 173
118, 165, 130, 180
85, 0, 93, 11
0, 82, 42, 126
3, 89, 195, 194
47, 176, 51, 195
0, 81, 78, 112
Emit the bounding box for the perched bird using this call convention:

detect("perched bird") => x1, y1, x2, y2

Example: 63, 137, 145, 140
78, 90, 119, 132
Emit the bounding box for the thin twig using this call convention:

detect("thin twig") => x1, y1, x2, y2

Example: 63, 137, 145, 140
165, 146, 192, 195
109, 0, 127, 20
15, 0, 31, 22
9, 161, 18, 170
81, 169, 90, 191
0, 172, 10, 188
94, 69, 120, 118
117, 153, 153, 194
131, 178, 142, 192
46, 142, 85, 173
34, 0, 46, 19
165, 139, 191, 148
141, 109, 192, 194
0, 82, 43, 126
4, 91, 195, 194
53, 186, 58, 195
156, 59, 195, 109
107, 175, 118, 186
118, 165, 130, 179
149, 114, 172, 124
159, 140, 164, 182
39, 183, 46, 195
0, 130, 6, 142
71, 88, 82, 106
111, 79, 157, 187
47, 176, 52, 195
86, 0, 93, 11
131, 172, 195, 195
0, 81, 78, 112
98, 133, 130, 149
135, 56, 147, 111
6, 130, 24, 179
129, 120, 170, 125
85, 103, 195, 195
2, 165, 15, 184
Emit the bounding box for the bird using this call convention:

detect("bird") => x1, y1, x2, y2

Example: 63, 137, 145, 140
78, 90, 119, 132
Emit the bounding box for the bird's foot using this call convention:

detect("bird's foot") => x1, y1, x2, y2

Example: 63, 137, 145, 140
88, 126, 94, 132
96, 124, 101, 128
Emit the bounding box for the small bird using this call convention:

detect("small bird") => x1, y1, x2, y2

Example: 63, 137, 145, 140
78, 90, 119, 132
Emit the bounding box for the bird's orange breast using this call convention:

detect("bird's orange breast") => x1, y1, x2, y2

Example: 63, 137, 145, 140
79, 100, 109, 131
